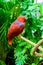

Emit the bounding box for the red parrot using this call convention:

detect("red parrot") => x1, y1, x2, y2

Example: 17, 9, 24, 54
7, 16, 26, 45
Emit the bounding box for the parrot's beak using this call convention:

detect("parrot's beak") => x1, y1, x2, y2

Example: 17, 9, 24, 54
24, 16, 27, 20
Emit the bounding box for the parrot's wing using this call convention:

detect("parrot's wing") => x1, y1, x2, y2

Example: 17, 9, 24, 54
8, 22, 24, 37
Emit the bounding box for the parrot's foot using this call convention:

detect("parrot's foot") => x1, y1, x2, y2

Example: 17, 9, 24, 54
18, 34, 21, 39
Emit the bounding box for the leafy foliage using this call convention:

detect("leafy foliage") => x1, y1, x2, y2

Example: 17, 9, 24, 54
0, 0, 43, 65
0, 60, 6, 65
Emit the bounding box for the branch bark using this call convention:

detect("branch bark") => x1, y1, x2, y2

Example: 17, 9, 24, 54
19, 35, 43, 52
32, 39, 43, 57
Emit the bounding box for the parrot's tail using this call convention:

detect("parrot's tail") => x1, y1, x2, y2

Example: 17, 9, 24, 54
8, 39, 12, 45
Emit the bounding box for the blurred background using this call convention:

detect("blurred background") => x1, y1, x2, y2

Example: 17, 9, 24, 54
0, 0, 43, 65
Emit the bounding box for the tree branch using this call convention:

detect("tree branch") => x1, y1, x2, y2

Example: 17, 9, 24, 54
19, 35, 43, 52
32, 39, 43, 57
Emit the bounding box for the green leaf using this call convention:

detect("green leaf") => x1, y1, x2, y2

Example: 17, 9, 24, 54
0, 60, 6, 65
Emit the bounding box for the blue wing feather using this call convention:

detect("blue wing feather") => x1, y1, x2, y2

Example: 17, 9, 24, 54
15, 20, 24, 26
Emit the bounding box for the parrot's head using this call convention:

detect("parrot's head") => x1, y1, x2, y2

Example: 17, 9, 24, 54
17, 15, 26, 23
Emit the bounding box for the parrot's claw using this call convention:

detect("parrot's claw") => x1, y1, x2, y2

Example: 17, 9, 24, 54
18, 34, 21, 38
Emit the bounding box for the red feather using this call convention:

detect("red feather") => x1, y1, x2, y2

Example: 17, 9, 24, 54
7, 16, 26, 45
